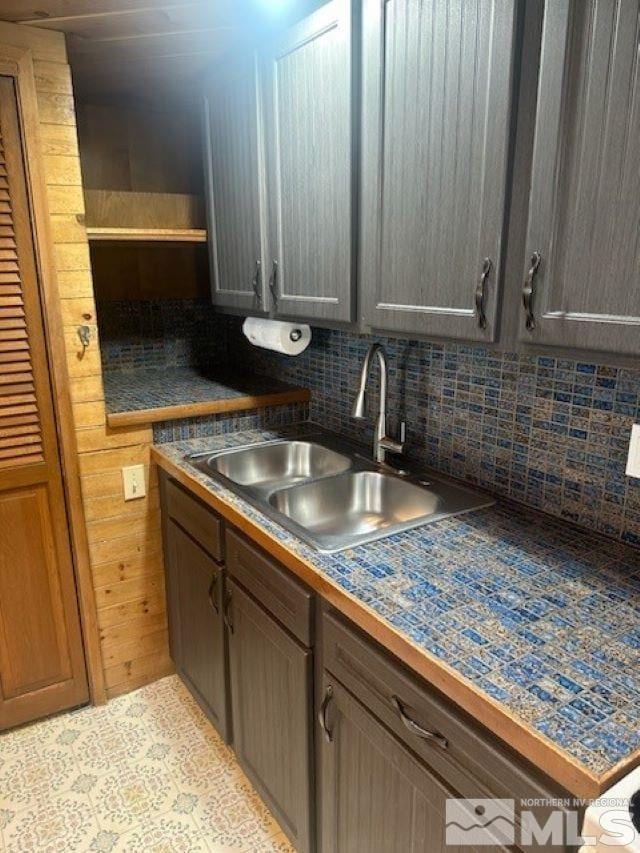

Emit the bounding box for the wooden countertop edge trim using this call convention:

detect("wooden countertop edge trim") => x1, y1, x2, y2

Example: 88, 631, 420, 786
151, 446, 630, 799
106, 388, 311, 428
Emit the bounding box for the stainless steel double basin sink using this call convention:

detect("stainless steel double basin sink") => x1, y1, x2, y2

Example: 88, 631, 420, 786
189, 432, 494, 553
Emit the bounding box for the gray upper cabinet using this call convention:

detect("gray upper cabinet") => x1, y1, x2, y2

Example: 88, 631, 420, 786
203, 57, 266, 313
260, 0, 355, 323
520, 0, 640, 354
361, 0, 517, 341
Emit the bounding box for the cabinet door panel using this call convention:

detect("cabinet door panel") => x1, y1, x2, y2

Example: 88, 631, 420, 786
319, 675, 502, 853
361, 0, 516, 341
228, 579, 313, 853
203, 57, 266, 312
521, 0, 640, 352
169, 521, 230, 741
0, 75, 88, 729
261, 0, 354, 322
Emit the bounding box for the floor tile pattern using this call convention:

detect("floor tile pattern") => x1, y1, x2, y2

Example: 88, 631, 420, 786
157, 428, 640, 777
0, 676, 292, 853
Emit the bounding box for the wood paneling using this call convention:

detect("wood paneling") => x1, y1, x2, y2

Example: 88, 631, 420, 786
77, 100, 202, 195
0, 1, 322, 99
0, 70, 89, 727
0, 22, 173, 702
89, 242, 208, 301
84, 189, 204, 230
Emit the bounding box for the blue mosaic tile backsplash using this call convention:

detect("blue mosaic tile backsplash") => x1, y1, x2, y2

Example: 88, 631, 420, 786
97, 300, 640, 546
224, 319, 640, 547
97, 299, 223, 373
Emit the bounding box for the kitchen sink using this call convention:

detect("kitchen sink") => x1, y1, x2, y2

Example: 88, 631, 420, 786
270, 470, 493, 552
189, 431, 494, 553
198, 440, 352, 492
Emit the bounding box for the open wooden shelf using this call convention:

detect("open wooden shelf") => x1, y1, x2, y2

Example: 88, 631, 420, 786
83, 189, 206, 244
86, 226, 207, 243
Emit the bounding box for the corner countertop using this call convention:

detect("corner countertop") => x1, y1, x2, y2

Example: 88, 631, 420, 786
151, 426, 640, 799
103, 366, 310, 428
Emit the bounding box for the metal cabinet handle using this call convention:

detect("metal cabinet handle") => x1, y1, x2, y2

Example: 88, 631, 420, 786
223, 588, 233, 634
269, 260, 278, 310
207, 574, 219, 614
391, 695, 448, 749
318, 685, 334, 744
522, 251, 541, 331
252, 259, 262, 304
475, 257, 491, 329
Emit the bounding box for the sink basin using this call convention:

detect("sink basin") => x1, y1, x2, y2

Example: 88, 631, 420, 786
200, 440, 352, 491
190, 430, 494, 552
269, 470, 491, 552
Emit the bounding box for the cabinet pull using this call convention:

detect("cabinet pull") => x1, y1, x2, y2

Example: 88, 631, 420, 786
475, 257, 491, 329
318, 685, 334, 743
391, 695, 448, 749
252, 259, 262, 303
522, 251, 541, 331
269, 260, 278, 310
207, 574, 219, 615
223, 588, 234, 634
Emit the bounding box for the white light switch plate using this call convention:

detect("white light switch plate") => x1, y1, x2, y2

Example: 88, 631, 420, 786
122, 464, 146, 500
626, 424, 640, 478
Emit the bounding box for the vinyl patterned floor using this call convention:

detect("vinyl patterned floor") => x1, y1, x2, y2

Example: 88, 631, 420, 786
0, 676, 293, 852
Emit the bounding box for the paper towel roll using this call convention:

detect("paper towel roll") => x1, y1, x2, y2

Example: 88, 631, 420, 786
242, 317, 311, 356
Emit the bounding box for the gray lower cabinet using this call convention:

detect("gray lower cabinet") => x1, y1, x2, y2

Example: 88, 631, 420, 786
166, 520, 230, 741
360, 0, 517, 341
260, 0, 355, 323
159, 478, 576, 853
203, 57, 266, 313
226, 577, 314, 853
159, 475, 231, 742
520, 0, 640, 354
319, 674, 498, 853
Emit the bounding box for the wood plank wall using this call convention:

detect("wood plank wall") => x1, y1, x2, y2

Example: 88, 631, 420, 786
0, 21, 172, 699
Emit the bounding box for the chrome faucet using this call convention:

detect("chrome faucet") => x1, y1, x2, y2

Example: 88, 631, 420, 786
352, 342, 405, 464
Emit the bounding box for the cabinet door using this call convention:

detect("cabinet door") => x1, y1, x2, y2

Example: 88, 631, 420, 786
520, 0, 640, 353
261, 0, 354, 323
0, 75, 88, 729
319, 675, 503, 853
227, 579, 313, 853
203, 56, 266, 312
169, 521, 230, 741
361, 0, 516, 341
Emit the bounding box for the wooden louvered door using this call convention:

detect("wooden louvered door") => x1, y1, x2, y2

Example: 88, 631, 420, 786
0, 74, 88, 729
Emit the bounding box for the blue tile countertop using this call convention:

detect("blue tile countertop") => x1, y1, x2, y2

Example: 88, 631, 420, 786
103, 366, 309, 426
152, 427, 640, 797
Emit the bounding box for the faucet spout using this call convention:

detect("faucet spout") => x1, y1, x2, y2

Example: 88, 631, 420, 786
352, 342, 403, 464
352, 342, 386, 420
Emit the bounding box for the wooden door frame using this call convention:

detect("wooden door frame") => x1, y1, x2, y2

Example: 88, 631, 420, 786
0, 42, 106, 704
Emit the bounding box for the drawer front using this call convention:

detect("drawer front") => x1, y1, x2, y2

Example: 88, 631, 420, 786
226, 528, 313, 646
322, 609, 563, 806
166, 478, 223, 562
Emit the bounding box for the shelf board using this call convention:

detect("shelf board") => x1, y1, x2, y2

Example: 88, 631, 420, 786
86, 226, 207, 243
